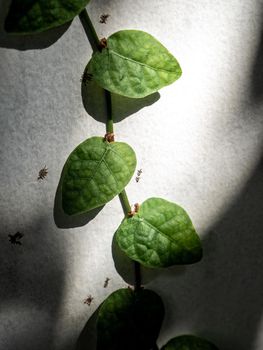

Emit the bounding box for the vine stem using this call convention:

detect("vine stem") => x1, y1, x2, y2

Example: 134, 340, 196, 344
79, 8, 141, 291
105, 89, 114, 134
79, 9, 100, 52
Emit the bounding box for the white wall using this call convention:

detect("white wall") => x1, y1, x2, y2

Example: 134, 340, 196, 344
1, 0, 263, 349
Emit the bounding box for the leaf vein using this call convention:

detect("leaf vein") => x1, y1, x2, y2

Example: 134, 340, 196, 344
108, 49, 177, 75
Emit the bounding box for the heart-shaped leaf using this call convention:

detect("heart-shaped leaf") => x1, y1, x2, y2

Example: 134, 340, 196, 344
61, 137, 136, 215
116, 197, 202, 268
97, 288, 164, 350
5, 0, 90, 34
161, 335, 219, 349
88, 30, 182, 98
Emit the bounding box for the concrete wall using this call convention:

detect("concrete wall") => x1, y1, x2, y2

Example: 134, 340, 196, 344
1, 0, 263, 349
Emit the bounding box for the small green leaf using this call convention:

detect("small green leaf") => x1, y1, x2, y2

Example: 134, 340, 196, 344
116, 197, 202, 268
61, 137, 136, 215
97, 288, 164, 350
88, 30, 182, 98
5, 0, 90, 34
161, 335, 219, 350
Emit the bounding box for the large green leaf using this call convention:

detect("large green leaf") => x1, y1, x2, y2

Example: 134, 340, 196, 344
61, 137, 136, 215
161, 335, 218, 350
5, 0, 90, 34
88, 30, 182, 98
97, 288, 164, 350
115, 197, 202, 268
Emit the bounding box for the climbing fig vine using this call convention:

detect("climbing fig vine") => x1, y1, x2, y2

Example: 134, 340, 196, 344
5, 1, 219, 349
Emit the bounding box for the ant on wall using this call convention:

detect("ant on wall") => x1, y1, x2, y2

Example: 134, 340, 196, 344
38, 166, 48, 180
104, 277, 110, 288
84, 295, 94, 306
8, 232, 24, 245
135, 169, 142, 182
99, 14, 110, 24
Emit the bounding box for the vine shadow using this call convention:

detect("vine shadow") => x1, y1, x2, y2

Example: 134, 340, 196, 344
81, 67, 160, 124
0, 0, 71, 50
53, 178, 105, 229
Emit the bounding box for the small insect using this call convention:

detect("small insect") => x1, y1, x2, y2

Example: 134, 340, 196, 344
100, 37, 107, 49
128, 203, 140, 217
135, 169, 143, 182
99, 14, 110, 24
134, 203, 140, 212
37, 166, 48, 180
8, 232, 24, 245
80, 71, 93, 85
104, 132, 115, 143
84, 295, 94, 306
104, 277, 110, 288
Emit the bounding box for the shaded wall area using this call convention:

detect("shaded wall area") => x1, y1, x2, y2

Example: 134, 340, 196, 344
155, 158, 263, 350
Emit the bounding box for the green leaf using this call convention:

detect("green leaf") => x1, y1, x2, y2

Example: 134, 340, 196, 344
161, 335, 219, 350
115, 197, 202, 268
97, 288, 164, 350
61, 137, 136, 215
5, 0, 90, 34
88, 30, 182, 98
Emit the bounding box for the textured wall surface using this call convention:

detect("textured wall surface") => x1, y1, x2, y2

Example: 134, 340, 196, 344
1, 0, 263, 349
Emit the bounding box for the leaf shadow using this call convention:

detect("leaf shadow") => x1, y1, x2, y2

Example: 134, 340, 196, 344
0, 0, 71, 50
53, 177, 104, 229
76, 308, 99, 350
81, 67, 160, 124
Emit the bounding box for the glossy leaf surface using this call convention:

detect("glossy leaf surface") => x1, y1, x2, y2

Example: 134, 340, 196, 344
161, 335, 218, 350
88, 30, 182, 98
97, 288, 164, 350
61, 137, 136, 215
116, 198, 202, 268
5, 0, 90, 34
